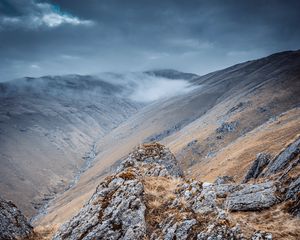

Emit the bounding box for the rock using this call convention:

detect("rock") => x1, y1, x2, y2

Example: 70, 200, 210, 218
243, 153, 271, 183
287, 193, 300, 217
175, 219, 197, 239
158, 218, 197, 240
0, 197, 33, 240
214, 184, 240, 198
216, 121, 239, 134
118, 142, 183, 177
251, 231, 273, 240
264, 137, 300, 176
197, 223, 243, 240
285, 177, 300, 217
286, 176, 300, 200
53, 143, 281, 239
225, 182, 279, 211
53, 171, 147, 240
214, 175, 235, 185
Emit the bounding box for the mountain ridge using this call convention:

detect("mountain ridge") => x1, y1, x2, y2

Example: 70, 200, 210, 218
34, 50, 300, 234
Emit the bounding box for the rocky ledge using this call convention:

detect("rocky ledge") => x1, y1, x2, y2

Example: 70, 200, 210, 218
0, 197, 33, 240
53, 143, 298, 240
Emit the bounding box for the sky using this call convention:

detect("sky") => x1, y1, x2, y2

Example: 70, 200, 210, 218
0, 0, 300, 81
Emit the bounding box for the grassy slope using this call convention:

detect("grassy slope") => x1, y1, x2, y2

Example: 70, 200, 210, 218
37, 51, 300, 230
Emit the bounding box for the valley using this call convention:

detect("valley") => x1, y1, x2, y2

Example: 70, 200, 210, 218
0, 50, 300, 239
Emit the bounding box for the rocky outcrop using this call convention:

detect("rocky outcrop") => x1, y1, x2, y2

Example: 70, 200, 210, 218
225, 182, 279, 211
0, 197, 33, 240
53, 144, 246, 240
54, 143, 299, 239
241, 137, 300, 217
216, 121, 239, 134
263, 137, 300, 176
117, 142, 183, 178
243, 153, 271, 183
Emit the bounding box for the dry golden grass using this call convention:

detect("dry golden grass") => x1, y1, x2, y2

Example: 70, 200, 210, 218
31, 225, 59, 240
118, 170, 137, 180
231, 203, 300, 240
189, 108, 300, 182
143, 176, 184, 232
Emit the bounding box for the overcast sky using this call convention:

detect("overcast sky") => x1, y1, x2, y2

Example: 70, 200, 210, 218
0, 0, 300, 81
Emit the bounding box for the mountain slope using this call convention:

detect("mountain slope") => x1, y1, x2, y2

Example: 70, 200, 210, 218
0, 71, 197, 218
0, 75, 143, 217
36, 50, 300, 230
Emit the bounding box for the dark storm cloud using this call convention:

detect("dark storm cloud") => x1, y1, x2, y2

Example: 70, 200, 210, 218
0, 0, 93, 29
0, 0, 300, 81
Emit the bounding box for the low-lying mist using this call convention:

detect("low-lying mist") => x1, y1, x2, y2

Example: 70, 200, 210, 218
97, 72, 197, 102
0, 71, 198, 103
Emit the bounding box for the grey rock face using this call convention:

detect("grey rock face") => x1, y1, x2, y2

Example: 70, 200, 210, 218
216, 121, 239, 134
53, 143, 183, 240
53, 170, 147, 240
243, 153, 271, 183
118, 142, 183, 177
156, 218, 198, 240
264, 137, 300, 176
197, 224, 243, 240
53, 143, 294, 240
0, 197, 33, 240
251, 231, 272, 240
286, 176, 300, 200
285, 177, 300, 217
225, 182, 279, 211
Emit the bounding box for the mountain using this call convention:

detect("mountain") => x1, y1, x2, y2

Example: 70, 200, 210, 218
34, 50, 300, 238
0, 50, 299, 239
0, 72, 197, 217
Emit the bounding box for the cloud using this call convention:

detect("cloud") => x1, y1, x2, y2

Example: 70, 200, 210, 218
0, 0, 94, 30
30, 64, 41, 69
98, 72, 197, 102
0, 0, 300, 81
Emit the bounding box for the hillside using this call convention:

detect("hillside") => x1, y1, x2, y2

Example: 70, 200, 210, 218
0, 72, 197, 217
35, 50, 300, 235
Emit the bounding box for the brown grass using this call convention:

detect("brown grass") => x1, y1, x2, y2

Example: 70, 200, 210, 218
143, 176, 183, 233
31, 225, 59, 240
118, 170, 137, 180
231, 203, 300, 240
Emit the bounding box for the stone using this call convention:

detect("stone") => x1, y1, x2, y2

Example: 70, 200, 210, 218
216, 121, 239, 134
53, 171, 147, 240
286, 176, 300, 200
53, 143, 283, 239
225, 182, 279, 211
251, 231, 273, 240
214, 175, 235, 185
0, 197, 33, 240
264, 137, 300, 176
243, 153, 271, 183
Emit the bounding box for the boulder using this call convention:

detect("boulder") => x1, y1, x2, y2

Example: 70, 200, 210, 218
225, 182, 279, 211
263, 137, 300, 176
118, 142, 183, 177
243, 153, 271, 183
53, 169, 147, 240
0, 197, 33, 240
